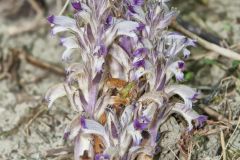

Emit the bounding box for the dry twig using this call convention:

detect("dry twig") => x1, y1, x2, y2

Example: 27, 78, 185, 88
218, 117, 240, 160
24, 106, 47, 135
0, 102, 44, 137
171, 21, 240, 60
168, 146, 180, 160
11, 48, 65, 76
45, 146, 73, 158
220, 130, 227, 160
58, 0, 70, 16
199, 104, 229, 122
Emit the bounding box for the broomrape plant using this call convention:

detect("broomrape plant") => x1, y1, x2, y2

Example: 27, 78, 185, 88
45, 0, 207, 159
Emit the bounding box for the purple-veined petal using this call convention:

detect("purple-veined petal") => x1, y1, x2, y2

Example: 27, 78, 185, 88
87, 71, 103, 115
86, 24, 95, 43
92, 70, 103, 84
45, 83, 66, 108
119, 36, 133, 55
165, 85, 198, 108
156, 74, 166, 91
154, 63, 162, 88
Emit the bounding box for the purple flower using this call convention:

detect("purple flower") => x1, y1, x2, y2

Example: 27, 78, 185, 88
106, 15, 113, 25
132, 0, 144, 6
178, 61, 185, 70
98, 44, 108, 56
63, 131, 70, 140
133, 59, 145, 68
128, 5, 136, 13
95, 154, 110, 160
190, 93, 199, 101
71, 2, 82, 11
47, 15, 54, 24
80, 117, 87, 129
133, 48, 148, 57
119, 36, 133, 55
137, 23, 145, 31
196, 115, 208, 128
133, 116, 150, 130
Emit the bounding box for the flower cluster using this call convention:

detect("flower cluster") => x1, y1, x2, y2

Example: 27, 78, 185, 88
45, 0, 207, 159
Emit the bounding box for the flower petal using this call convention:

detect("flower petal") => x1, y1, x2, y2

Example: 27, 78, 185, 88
45, 83, 66, 108
167, 60, 185, 81
82, 119, 110, 147
48, 15, 77, 32
165, 85, 197, 108
171, 103, 201, 130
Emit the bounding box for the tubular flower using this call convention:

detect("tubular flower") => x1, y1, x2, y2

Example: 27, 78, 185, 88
45, 0, 207, 159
